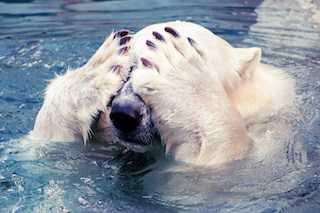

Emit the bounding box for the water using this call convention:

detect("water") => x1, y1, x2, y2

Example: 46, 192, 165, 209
0, 0, 319, 212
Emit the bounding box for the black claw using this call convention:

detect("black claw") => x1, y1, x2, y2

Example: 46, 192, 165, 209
140, 57, 153, 68
164, 27, 179, 37
119, 36, 132, 45
146, 40, 156, 49
187, 37, 196, 47
113, 30, 131, 39
111, 65, 121, 73
152, 31, 165, 41
118, 46, 130, 55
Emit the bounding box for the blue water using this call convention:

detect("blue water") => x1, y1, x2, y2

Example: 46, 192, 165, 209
0, 0, 319, 212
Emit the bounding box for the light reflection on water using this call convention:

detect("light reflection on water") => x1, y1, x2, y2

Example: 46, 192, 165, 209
0, 0, 319, 212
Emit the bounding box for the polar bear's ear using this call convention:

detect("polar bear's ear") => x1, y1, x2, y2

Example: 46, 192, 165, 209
231, 47, 262, 80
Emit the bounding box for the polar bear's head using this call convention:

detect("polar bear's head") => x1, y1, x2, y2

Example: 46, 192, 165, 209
107, 21, 294, 165
108, 21, 259, 155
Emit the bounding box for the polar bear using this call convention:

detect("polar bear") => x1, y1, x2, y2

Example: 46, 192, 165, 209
29, 21, 295, 166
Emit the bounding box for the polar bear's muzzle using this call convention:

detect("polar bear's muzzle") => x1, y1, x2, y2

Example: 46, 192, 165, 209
109, 82, 160, 152
110, 102, 142, 133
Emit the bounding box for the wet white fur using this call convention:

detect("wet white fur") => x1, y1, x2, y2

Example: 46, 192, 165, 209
30, 21, 295, 166
29, 33, 134, 142
130, 21, 295, 165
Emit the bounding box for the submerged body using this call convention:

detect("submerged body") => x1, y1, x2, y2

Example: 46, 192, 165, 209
29, 21, 295, 166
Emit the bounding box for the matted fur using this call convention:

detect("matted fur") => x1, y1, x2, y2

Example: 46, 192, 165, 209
30, 21, 295, 166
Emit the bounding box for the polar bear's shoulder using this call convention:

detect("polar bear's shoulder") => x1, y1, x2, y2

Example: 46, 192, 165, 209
230, 63, 295, 122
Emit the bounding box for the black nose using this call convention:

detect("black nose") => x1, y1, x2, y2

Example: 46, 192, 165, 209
110, 103, 142, 132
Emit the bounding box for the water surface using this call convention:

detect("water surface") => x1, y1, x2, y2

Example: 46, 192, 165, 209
0, 0, 319, 212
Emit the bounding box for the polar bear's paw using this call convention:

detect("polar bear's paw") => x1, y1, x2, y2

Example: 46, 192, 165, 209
131, 27, 210, 106
32, 30, 136, 142
85, 29, 134, 81
140, 27, 207, 74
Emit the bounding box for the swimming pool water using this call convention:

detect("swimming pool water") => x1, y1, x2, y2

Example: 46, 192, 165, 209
0, 0, 319, 212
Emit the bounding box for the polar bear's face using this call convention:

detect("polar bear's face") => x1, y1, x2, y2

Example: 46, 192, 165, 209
109, 81, 159, 152
108, 21, 259, 157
